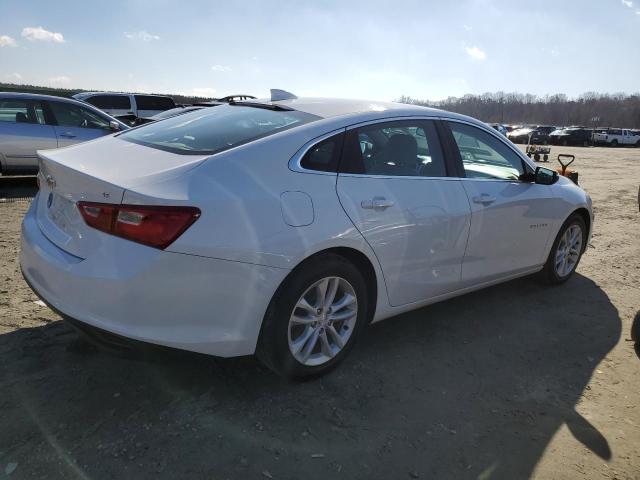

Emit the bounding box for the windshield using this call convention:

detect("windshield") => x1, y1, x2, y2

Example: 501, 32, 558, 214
120, 104, 320, 155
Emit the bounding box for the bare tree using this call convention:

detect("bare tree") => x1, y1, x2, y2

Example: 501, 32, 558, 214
399, 92, 640, 128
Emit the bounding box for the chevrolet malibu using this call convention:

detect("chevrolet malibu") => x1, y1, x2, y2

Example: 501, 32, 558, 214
20, 91, 593, 378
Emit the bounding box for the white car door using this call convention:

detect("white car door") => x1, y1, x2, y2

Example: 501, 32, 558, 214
444, 121, 558, 286
336, 119, 471, 307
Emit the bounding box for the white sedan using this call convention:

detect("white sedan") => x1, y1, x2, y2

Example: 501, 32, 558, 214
20, 91, 593, 378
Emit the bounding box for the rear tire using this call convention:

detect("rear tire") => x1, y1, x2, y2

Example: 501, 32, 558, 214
610, 139, 618, 147
256, 253, 370, 379
540, 214, 587, 285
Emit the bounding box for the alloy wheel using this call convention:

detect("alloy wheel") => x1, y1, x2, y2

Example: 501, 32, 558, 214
287, 277, 358, 366
555, 224, 583, 277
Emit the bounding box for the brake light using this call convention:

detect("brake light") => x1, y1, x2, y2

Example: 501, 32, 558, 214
77, 202, 200, 249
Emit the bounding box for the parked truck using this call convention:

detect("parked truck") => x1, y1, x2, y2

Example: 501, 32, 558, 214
592, 128, 640, 147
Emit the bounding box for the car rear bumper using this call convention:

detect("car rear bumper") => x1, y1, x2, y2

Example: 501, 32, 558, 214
20, 199, 288, 357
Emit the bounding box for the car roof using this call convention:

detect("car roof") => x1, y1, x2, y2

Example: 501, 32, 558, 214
244, 97, 441, 119
74, 92, 172, 98
1, 91, 97, 104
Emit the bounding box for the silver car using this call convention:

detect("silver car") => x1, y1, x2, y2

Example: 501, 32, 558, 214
0, 92, 128, 175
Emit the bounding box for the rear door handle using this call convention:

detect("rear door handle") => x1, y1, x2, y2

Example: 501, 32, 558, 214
59, 132, 76, 138
472, 194, 496, 205
361, 197, 394, 210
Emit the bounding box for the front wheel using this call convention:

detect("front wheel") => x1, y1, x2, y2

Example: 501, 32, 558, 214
256, 254, 370, 378
540, 214, 587, 284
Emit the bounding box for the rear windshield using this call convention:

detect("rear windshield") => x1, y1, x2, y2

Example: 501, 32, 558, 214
119, 104, 320, 155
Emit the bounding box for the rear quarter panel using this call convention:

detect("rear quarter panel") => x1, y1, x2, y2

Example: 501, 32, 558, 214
121, 124, 391, 320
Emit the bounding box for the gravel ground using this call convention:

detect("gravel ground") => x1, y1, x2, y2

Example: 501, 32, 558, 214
0, 146, 639, 479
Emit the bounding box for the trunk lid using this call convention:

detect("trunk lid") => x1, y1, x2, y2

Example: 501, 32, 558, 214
36, 136, 208, 258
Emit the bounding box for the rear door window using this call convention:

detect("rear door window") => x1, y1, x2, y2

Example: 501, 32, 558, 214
120, 104, 320, 155
134, 95, 176, 111
340, 120, 446, 177
0, 99, 46, 124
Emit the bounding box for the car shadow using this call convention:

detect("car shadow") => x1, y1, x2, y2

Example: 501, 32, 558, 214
0, 273, 620, 479
631, 310, 640, 359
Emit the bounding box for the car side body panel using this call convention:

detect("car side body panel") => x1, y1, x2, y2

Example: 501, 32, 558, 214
19, 98, 595, 358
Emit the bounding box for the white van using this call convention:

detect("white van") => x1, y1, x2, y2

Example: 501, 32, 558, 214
72, 92, 176, 120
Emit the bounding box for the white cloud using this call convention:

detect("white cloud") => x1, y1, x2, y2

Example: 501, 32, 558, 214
636, 9, 640, 13
4, 72, 23, 81
22, 26, 65, 43
621, 0, 633, 7
551, 48, 560, 57
48, 76, 71, 86
124, 30, 160, 42
0, 35, 17, 47
211, 64, 231, 72
463, 24, 473, 31
189, 87, 217, 97
465, 46, 486, 60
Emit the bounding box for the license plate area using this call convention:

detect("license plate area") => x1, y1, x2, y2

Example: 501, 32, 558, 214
47, 192, 80, 234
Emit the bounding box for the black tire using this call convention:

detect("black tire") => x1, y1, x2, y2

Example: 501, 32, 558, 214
543, 154, 549, 162
540, 214, 587, 285
610, 139, 618, 147
256, 253, 370, 379
534, 153, 540, 161
635, 140, 640, 148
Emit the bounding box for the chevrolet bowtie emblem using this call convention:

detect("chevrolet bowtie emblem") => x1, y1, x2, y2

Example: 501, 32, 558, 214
45, 175, 56, 189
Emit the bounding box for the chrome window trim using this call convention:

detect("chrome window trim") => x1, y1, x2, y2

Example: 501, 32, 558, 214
288, 115, 534, 181
337, 173, 461, 181
344, 114, 443, 130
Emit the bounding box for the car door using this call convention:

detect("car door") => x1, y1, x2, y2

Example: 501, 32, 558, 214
0, 97, 57, 173
444, 120, 558, 286
46, 100, 113, 147
336, 119, 471, 307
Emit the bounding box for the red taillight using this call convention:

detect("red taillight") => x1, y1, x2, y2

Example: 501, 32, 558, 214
77, 202, 200, 249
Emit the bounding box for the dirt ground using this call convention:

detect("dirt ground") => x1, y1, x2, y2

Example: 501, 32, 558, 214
1, 146, 639, 480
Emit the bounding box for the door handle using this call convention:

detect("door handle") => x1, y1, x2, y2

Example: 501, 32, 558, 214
59, 132, 76, 138
361, 197, 394, 210
472, 194, 496, 205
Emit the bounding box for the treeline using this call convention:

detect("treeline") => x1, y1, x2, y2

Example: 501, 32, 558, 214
0, 82, 213, 106
398, 92, 640, 128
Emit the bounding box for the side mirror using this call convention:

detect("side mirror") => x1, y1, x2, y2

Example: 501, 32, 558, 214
109, 120, 121, 132
534, 166, 558, 185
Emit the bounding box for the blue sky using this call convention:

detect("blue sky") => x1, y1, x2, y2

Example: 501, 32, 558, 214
0, 0, 638, 101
